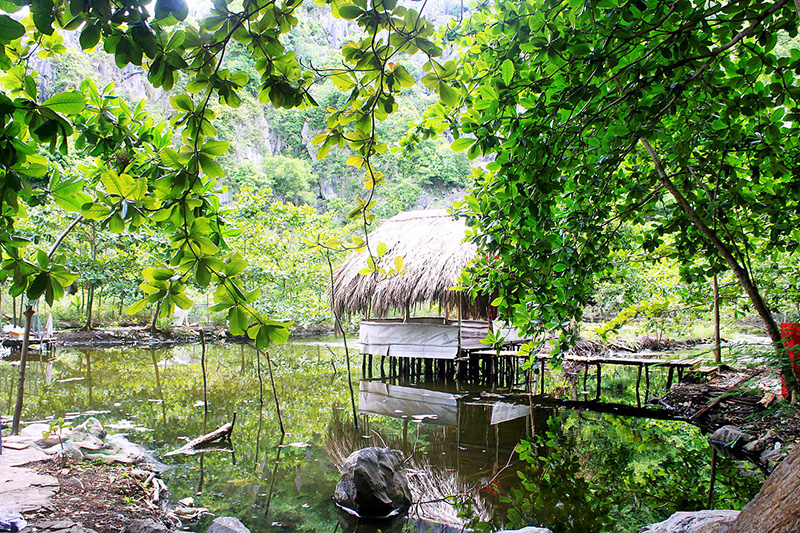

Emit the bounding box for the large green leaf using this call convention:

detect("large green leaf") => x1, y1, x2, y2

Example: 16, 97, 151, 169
42, 92, 86, 115
0, 14, 24, 42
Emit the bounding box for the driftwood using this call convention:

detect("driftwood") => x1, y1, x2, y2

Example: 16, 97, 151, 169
690, 371, 763, 421
165, 413, 236, 456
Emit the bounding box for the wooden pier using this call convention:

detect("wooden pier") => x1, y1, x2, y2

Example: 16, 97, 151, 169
361, 347, 703, 404
471, 349, 702, 406
0, 336, 57, 361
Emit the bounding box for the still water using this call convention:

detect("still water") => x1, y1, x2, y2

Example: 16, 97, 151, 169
0, 340, 763, 532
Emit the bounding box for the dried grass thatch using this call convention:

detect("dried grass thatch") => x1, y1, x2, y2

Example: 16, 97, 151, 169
332, 210, 490, 318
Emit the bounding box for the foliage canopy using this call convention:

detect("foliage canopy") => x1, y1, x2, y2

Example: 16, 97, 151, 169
415, 0, 800, 348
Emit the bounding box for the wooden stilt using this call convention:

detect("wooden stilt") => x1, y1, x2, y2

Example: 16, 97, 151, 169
595, 363, 602, 401
636, 364, 643, 408
368, 354, 373, 378
644, 365, 650, 403
666, 366, 675, 391
540, 359, 546, 393
583, 363, 589, 393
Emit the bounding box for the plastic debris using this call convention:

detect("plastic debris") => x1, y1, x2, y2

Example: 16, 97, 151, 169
0, 508, 27, 532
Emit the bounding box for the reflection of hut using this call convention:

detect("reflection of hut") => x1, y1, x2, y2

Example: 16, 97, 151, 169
333, 210, 497, 360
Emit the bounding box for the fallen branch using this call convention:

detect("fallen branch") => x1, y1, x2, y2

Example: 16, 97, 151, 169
165, 413, 236, 456
690, 370, 764, 421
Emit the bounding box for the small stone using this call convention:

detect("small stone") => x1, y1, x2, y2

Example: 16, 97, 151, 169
37, 519, 78, 530
122, 518, 170, 533
759, 444, 786, 472
742, 437, 770, 456
60, 445, 84, 464
70, 417, 107, 440
206, 517, 250, 533
62, 476, 85, 492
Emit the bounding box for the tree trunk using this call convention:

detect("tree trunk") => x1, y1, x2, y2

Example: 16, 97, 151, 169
151, 302, 161, 333
640, 138, 782, 346
11, 305, 35, 435
84, 282, 94, 330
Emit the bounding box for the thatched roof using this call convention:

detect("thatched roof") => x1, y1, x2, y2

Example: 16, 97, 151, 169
332, 210, 489, 318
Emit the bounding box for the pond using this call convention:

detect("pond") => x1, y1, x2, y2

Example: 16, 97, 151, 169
0, 340, 765, 533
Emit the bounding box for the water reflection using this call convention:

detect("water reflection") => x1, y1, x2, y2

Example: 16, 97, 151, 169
0, 342, 764, 533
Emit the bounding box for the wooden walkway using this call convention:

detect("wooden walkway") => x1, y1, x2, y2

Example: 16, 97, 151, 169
470, 349, 703, 406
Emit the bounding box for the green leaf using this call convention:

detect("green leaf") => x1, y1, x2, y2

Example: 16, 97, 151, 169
79, 23, 101, 50
500, 58, 514, 86
42, 92, 86, 115
170, 94, 194, 112
266, 323, 290, 344
0, 15, 24, 42
126, 299, 148, 315
201, 140, 230, 156
338, 5, 363, 20
451, 137, 474, 152
438, 82, 459, 108
81, 203, 112, 220
199, 154, 224, 178
27, 272, 48, 300
228, 307, 248, 336
195, 261, 211, 287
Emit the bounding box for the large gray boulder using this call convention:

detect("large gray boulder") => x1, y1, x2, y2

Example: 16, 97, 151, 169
639, 510, 740, 533
206, 517, 250, 533
708, 426, 752, 458
333, 447, 412, 519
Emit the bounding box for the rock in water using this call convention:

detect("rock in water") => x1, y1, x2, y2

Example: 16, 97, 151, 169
708, 425, 752, 458
206, 517, 250, 533
333, 447, 412, 519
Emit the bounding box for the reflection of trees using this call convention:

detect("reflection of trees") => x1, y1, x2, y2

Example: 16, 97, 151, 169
490, 413, 765, 533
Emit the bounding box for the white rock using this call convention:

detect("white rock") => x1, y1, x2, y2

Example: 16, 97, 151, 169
497, 526, 553, 533
639, 510, 740, 533
206, 517, 250, 533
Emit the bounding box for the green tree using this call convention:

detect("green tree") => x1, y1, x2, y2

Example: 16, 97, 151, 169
417, 0, 800, 356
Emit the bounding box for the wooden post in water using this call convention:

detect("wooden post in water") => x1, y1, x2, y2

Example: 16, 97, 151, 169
540, 359, 546, 393
666, 366, 675, 391
636, 364, 643, 407
200, 331, 208, 415
595, 363, 602, 401
712, 275, 721, 364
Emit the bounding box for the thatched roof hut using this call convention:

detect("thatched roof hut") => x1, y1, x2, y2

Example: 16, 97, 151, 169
332, 210, 489, 318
